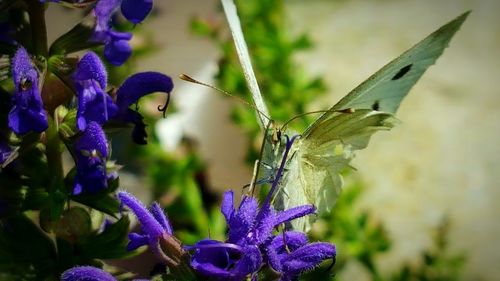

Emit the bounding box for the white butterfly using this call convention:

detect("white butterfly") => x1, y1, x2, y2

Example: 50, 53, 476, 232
221, 0, 469, 231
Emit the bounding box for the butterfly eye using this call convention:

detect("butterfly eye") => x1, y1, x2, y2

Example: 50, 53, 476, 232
272, 129, 282, 146
20, 77, 32, 91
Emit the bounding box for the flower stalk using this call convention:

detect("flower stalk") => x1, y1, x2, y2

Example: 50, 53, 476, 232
45, 116, 64, 192
27, 0, 48, 57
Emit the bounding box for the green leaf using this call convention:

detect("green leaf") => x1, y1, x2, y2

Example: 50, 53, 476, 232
49, 14, 100, 55
23, 188, 48, 210
78, 216, 134, 259
71, 193, 120, 217
0, 214, 57, 278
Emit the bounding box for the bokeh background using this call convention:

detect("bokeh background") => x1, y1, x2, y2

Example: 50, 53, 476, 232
47, 0, 500, 280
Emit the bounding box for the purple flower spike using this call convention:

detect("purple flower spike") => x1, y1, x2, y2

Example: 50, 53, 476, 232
117, 191, 173, 254
8, 47, 48, 135
189, 134, 329, 279
73, 52, 118, 131
113, 72, 173, 144
121, 0, 153, 24
73, 122, 109, 194
92, 0, 154, 65
61, 266, 116, 281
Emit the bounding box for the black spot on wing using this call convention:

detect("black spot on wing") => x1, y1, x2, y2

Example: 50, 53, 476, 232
392, 64, 413, 80
372, 100, 380, 111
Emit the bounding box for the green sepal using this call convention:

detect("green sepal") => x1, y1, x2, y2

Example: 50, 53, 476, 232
78, 216, 135, 260
59, 109, 79, 141
39, 190, 67, 231
49, 14, 100, 55
47, 55, 79, 97
53, 207, 92, 241
71, 191, 121, 217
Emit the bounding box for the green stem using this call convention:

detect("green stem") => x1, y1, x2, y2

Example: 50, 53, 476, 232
45, 115, 64, 192
27, 0, 48, 56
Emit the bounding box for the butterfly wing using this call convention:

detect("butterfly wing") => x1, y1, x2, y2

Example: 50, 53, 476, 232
307, 11, 469, 133
276, 12, 469, 232
277, 110, 398, 231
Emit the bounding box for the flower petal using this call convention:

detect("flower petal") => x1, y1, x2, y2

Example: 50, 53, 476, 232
73, 122, 109, 194
221, 190, 234, 223
274, 205, 315, 227
230, 245, 262, 279
75, 121, 108, 158
228, 196, 258, 244
121, 0, 153, 24
149, 202, 172, 234
281, 242, 336, 276
73, 51, 107, 90
127, 232, 149, 251
75, 80, 118, 130
266, 231, 308, 272
252, 204, 276, 244
190, 239, 236, 279
9, 47, 48, 134
104, 35, 132, 66
115, 72, 173, 110
118, 191, 164, 239
61, 266, 116, 281
94, 0, 121, 36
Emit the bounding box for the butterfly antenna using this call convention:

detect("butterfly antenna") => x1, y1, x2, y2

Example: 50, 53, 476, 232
179, 74, 273, 124
280, 108, 355, 132
279, 110, 328, 132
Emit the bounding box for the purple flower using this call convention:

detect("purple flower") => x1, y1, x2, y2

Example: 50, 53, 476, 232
189, 190, 316, 280
189, 135, 336, 280
61, 265, 149, 281
113, 71, 173, 144
265, 232, 336, 281
72, 51, 118, 131
121, 0, 154, 24
73, 52, 173, 144
73, 121, 109, 194
92, 0, 154, 65
117, 191, 173, 256
8, 47, 48, 135
61, 266, 116, 281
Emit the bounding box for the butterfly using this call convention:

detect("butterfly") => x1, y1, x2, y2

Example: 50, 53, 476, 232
221, 0, 469, 231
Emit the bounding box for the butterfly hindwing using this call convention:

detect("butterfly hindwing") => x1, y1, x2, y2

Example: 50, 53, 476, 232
277, 110, 397, 231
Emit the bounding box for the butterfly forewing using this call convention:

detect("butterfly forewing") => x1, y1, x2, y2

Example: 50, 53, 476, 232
304, 11, 469, 136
